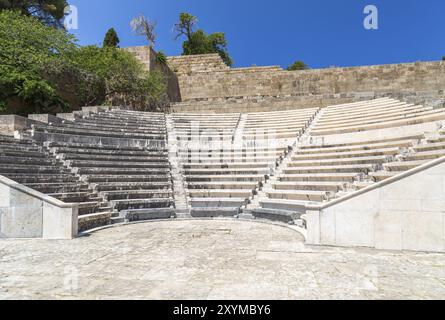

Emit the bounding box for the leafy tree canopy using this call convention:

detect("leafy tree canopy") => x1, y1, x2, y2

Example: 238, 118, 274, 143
175, 12, 233, 66
287, 60, 310, 71
0, 0, 68, 28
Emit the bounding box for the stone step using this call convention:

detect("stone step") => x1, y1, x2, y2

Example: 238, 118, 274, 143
283, 164, 374, 174
187, 182, 260, 190
55, 148, 167, 157
95, 182, 172, 192
184, 167, 271, 175
0, 156, 56, 166
316, 107, 434, 130
252, 208, 298, 224
190, 207, 240, 218
104, 190, 173, 201
323, 99, 405, 114
311, 110, 445, 136
183, 162, 273, 169
0, 136, 34, 145
321, 101, 412, 118
188, 189, 254, 198
299, 135, 423, 149
86, 174, 171, 183
0, 164, 67, 174
272, 181, 345, 192
368, 171, 400, 182
260, 199, 310, 212
61, 153, 168, 163
76, 167, 170, 175
0, 146, 45, 155
267, 190, 328, 202
179, 150, 285, 158
244, 120, 309, 128
287, 155, 387, 167
0, 174, 79, 184
34, 125, 165, 140
189, 197, 248, 208
242, 131, 301, 139
185, 175, 266, 182
181, 156, 280, 163
24, 183, 89, 194
48, 142, 166, 153
318, 104, 424, 124
383, 160, 426, 171
123, 208, 176, 222
243, 127, 305, 135
67, 160, 170, 169
403, 149, 445, 161
111, 198, 174, 211
179, 146, 287, 153
77, 202, 113, 215
278, 173, 359, 182
75, 118, 166, 128
53, 122, 167, 135
292, 147, 401, 160
34, 132, 166, 149
49, 192, 99, 203
414, 141, 445, 152
78, 212, 113, 232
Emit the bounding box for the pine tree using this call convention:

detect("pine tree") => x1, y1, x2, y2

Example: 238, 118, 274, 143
103, 28, 120, 48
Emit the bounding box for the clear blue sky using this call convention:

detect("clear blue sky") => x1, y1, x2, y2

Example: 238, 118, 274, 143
69, 0, 445, 69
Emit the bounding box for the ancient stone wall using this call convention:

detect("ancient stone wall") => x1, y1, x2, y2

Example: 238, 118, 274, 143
168, 53, 445, 113
125, 46, 181, 103
167, 54, 229, 75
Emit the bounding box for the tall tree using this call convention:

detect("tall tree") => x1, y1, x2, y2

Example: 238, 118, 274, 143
130, 14, 156, 47
0, 0, 68, 28
174, 12, 232, 66
103, 28, 120, 48
174, 12, 197, 41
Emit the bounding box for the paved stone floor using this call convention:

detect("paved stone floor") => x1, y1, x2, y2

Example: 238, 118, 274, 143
0, 219, 444, 300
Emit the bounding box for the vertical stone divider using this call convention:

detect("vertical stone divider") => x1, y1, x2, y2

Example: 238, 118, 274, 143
165, 115, 191, 218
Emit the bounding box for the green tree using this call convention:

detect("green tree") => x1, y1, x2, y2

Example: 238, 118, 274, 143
103, 28, 120, 48
175, 12, 233, 66
0, 0, 68, 28
0, 10, 76, 114
287, 60, 310, 71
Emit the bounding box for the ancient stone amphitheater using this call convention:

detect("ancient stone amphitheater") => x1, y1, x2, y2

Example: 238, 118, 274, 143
1, 48, 445, 254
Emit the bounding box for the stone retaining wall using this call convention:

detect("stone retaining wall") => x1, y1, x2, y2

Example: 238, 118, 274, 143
167, 53, 445, 113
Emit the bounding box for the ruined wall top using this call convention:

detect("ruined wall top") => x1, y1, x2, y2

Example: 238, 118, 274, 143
167, 54, 230, 75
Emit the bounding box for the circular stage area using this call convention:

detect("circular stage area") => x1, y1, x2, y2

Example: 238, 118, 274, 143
0, 220, 444, 300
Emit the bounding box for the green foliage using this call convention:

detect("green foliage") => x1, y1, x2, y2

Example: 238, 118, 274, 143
175, 12, 233, 66
0, 10, 76, 114
442, 56, 445, 61
0, 10, 168, 114
103, 28, 120, 48
156, 51, 167, 64
72, 46, 167, 111
287, 60, 310, 71
0, 0, 68, 28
